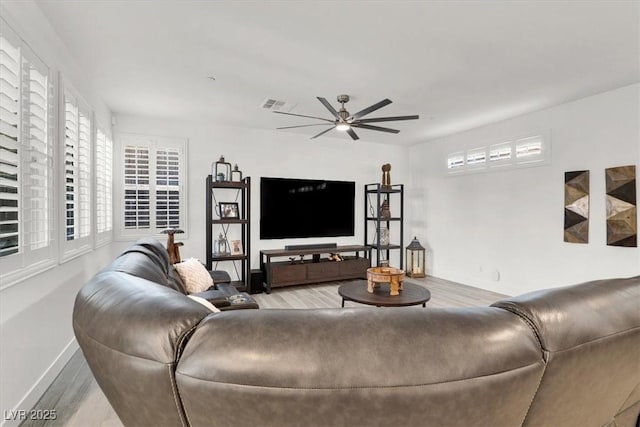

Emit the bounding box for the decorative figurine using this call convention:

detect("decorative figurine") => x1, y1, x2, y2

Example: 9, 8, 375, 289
161, 227, 184, 264
380, 199, 391, 219
381, 163, 391, 188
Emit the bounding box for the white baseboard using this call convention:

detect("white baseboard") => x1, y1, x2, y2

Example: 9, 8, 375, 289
1, 338, 78, 427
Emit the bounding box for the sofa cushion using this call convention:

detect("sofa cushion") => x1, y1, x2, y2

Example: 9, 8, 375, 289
167, 265, 188, 294
492, 276, 640, 427
176, 306, 544, 427
174, 258, 214, 294
72, 270, 213, 427
109, 249, 169, 286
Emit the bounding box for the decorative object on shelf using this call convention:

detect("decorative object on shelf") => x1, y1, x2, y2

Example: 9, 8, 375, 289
380, 227, 390, 245
231, 164, 243, 182
564, 170, 590, 244
230, 240, 243, 255
381, 163, 391, 188
380, 199, 391, 219
216, 232, 228, 255
606, 165, 637, 247
328, 253, 343, 262
161, 227, 184, 264
217, 202, 239, 219
213, 155, 232, 182
406, 237, 426, 278
299, 255, 305, 264
289, 257, 296, 264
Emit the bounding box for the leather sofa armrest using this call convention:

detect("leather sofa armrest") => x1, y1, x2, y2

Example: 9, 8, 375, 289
209, 270, 231, 284
191, 289, 231, 307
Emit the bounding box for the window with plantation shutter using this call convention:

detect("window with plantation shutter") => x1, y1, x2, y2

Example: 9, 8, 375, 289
123, 145, 150, 229
95, 127, 113, 244
0, 18, 55, 286
64, 99, 78, 240
78, 111, 91, 238
155, 148, 180, 229
0, 32, 20, 258
61, 88, 92, 259
446, 131, 550, 175
117, 134, 186, 238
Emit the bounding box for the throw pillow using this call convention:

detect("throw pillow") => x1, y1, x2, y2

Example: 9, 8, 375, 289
174, 258, 214, 294
187, 295, 221, 313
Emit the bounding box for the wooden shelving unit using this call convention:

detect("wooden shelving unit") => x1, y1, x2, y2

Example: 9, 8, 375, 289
205, 175, 250, 291
364, 183, 404, 268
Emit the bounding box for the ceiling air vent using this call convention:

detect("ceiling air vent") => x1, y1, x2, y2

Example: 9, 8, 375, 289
260, 98, 295, 112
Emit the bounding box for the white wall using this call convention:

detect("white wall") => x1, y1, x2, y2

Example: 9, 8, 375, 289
409, 84, 640, 296
113, 116, 410, 271
0, 3, 117, 425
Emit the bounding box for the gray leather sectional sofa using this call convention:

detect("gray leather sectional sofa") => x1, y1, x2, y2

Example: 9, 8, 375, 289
73, 238, 640, 427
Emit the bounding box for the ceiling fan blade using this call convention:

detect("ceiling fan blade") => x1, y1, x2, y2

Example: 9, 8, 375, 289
346, 128, 360, 141
352, 123, 400, 134
273, 111, 334, 123
310, 126, 336, 139
277, 123, 335, 130
356, 115, 419, 123
349, 99, 392, 120
317, 97, 340, 119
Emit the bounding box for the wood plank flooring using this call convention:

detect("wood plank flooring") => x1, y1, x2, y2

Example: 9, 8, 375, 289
21, 276, 506, 427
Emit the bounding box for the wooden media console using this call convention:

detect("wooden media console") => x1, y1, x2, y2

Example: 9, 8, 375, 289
259, 245, 372, 293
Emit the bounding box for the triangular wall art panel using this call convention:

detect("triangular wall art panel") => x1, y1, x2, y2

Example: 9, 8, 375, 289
564, 170, 590, 243
606, 165, 637, 247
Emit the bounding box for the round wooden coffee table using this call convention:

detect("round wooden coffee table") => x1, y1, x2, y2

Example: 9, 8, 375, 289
339, 280, 431, 308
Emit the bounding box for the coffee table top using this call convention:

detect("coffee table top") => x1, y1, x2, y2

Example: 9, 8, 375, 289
339, 280, 431, 307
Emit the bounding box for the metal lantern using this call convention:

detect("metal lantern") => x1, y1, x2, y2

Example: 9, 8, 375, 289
230, 164, 243, 182
406, 236, 426, 278
217, 232, 228, 254
213, 155, 231, 182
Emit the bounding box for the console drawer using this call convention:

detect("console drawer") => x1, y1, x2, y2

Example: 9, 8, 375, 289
307, 261, 339, 280
271, 263, 306, 286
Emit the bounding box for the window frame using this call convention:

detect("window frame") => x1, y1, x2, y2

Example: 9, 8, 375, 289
114, 133, 188, 241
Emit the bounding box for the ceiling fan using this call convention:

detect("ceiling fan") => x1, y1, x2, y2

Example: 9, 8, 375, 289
274, 94, 419, 140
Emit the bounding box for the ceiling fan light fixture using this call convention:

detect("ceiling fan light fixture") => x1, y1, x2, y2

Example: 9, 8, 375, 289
336, 123, 350, 131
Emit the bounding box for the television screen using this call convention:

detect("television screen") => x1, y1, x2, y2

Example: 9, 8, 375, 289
260, 177, 355, 239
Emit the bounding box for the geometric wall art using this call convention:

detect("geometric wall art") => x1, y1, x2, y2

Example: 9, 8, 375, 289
564, 170, 590, 243
606, 165, 637, 247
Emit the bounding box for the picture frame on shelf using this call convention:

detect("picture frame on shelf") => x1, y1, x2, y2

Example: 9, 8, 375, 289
218, 202, 239, 219
230, 240, 243, 255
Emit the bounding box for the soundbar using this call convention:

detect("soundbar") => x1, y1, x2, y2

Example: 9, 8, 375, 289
284, 243, 337, 250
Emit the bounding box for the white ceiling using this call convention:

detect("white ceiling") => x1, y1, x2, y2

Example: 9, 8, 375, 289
35, 0, 639, 146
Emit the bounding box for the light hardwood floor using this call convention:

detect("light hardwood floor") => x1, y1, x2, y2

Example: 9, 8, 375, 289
21, 276, 506, 427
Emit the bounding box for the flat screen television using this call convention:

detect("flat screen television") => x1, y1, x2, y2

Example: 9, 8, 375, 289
260, 177, 355, 239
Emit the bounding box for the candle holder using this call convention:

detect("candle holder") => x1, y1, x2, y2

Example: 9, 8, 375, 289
213, 155, 231, 182
230, 164, 243, 182
406, 237, 425, 278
